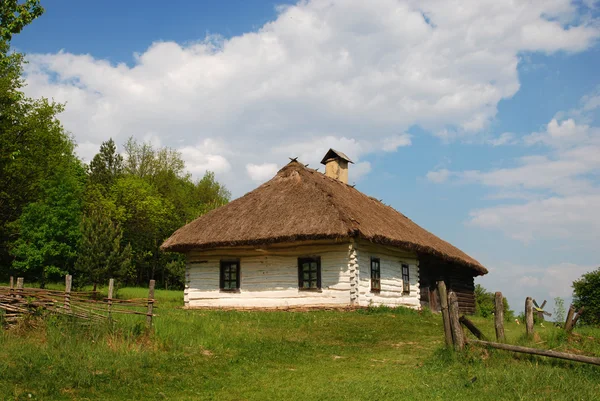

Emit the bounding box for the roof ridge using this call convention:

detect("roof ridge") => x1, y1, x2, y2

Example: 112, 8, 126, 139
298, 166, 361, 236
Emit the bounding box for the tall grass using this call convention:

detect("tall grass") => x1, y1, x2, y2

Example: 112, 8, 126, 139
0, 287, 599, 400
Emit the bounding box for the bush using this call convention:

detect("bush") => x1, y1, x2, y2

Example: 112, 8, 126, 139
573, 267, 600, 326
474, 284, 514, 321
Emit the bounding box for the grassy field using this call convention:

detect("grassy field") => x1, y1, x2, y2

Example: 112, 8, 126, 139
1, 286, 599, 400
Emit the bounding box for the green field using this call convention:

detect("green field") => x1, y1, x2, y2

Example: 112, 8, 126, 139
1, 286, 599, 400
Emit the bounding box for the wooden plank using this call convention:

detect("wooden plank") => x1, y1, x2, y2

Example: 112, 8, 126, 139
64, 275, 72, 312
525, 297, 534, 337
564, 305, 576, 332
468, 339, 600, 366
448, 291, 464, 351
437, 281, 453, 348
16, 277, 24, 299
495, 292, 505, 342
568, 307, 585, 333
147, 280, 155, 327
459, 316, 488, 340
107, 278, 114, 319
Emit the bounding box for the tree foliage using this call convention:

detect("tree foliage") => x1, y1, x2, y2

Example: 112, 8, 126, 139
573, 267, 600, 326
9, 159, 85, 286
74, 208, 132, 288
474, 284, 514, 321
88, 138, 123, 190
0, 3, 230, 289
0, 0, 44, 43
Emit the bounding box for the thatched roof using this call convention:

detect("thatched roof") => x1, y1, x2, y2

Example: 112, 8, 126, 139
161, 161, 487, 275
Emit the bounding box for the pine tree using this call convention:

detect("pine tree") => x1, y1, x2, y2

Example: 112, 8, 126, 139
74, 208, 132, 288
89, 138, 124, 190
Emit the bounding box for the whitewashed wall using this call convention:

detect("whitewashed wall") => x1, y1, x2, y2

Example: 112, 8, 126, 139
184, 242, 353, 308
354, 241, 420, 308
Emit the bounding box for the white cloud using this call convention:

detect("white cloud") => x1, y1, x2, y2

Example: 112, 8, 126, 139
178, 139, 232, 176
428, 93, 600, 243
488, 132, 517, 146
351, 161, 372, 182
246, 163, 280, 182
478, 261, 596, 313
22, 0, 600, 195
382, 134, 412, 152
426, 169, 451, 183
468, 195, 600, 242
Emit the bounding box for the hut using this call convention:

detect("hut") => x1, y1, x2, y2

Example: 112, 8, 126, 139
161, 149, 487, 313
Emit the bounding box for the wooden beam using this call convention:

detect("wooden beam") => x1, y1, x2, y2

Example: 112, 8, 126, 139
448, 291, 464, 351
564, 305, 576, 332
525, 297, 534, 337
147, 280, 155, 327
459, 315, 488, 341
437, 281, 453, 348
494, 292, 505, 342
64, 275, 72, 312
468, 339, 600, 366
568, 307, 585, 333
107, 278, 114, 319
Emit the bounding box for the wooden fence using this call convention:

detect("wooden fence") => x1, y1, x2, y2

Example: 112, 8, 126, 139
0, 276, 156, 327
437, 281, 600, 366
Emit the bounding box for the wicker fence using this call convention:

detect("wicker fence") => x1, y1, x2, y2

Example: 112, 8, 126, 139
0, 276, 156, 327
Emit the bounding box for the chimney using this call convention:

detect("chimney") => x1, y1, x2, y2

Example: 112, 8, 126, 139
320, 149, 354, 184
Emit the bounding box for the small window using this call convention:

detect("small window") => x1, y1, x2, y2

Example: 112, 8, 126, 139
370, 257, 381, 292
298, 257, 321, 290
220, 260, 240, 291
402, 264, 410, 294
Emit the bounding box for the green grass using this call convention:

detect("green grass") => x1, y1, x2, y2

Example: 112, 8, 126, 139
0, 288, 599, 400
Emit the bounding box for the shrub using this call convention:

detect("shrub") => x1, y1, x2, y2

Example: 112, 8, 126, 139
474, 284, 514, 321
572, 267, 600, 326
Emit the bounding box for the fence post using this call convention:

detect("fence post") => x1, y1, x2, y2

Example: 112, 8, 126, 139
564, 305, 576, 332
437, 281, 453, 348
64, 275, 72, 312
107, 278, 114, 319
495, 292, 505, 342
147, 279, 155, 327
9, 276, 14, 298
525, 297, 534, 337
448, 291, 464, 351
16, 277, 24, 299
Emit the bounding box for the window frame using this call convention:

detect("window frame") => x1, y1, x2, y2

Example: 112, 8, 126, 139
297, 256, 322, 291
401, 263, 410, 295
219, 259, 241, 292
370, 257, 381, 293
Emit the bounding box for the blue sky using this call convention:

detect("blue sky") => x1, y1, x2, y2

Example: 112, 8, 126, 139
13, 0, 600, 314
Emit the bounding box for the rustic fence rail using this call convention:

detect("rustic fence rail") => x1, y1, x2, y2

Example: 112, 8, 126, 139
0, 276, 156, 327
437, 286, 599, 366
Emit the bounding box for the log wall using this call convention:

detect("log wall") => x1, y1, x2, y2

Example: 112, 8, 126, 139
355, 241, 420, 308
185, 242, 353, 308
183, 239, 423, 309
418, 254, 478, 314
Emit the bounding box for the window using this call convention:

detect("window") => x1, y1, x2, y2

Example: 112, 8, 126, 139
220, 260, 240, 291
402, 264, 410, 294
370, 257, 381, 292
298, 257, 321, 290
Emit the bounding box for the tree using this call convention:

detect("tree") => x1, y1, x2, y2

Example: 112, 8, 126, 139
474, 284, 514, 321
74, 208, 132, 289
88, 138, 123, 190
0, 0, 44, 44
573, 267, 600, 326
9, 159, 85, 286
0, 0, 76, 275
110, 175, 175, 284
